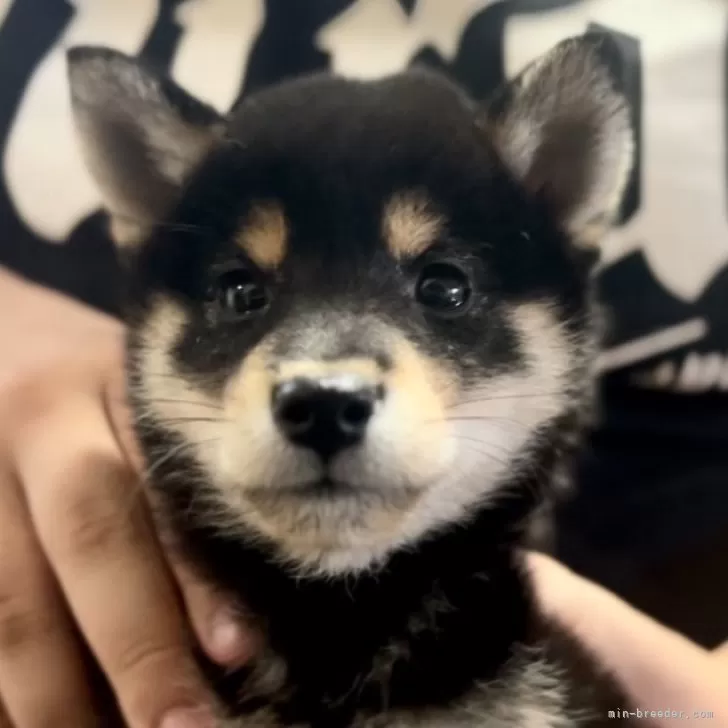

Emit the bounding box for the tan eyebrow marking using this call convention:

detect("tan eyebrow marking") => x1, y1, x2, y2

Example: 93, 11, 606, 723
235, 201, 288, 269
383, 191, 443, 260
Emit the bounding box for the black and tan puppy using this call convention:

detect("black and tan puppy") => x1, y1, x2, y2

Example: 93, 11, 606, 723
67, 36, 635, 727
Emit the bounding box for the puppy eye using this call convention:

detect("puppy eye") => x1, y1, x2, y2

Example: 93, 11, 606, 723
212, 268, 270, 319
416, 261, 472, 314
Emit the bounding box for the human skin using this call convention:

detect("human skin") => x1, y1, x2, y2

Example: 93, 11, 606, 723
1, 264, 725, 728
526, 552, 728, 726
0, 266, 249, 728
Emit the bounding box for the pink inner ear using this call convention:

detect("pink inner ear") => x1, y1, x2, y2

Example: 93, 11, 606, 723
68, 46, 224, 251
484, 38, 632, 242
524, 115, 601, 220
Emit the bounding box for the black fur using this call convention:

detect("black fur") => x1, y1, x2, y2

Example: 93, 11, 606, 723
70, 40, 635, 727
139, 413, 627, 727
128, 71, 593, 391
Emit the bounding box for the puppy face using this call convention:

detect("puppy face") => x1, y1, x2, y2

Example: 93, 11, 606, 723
68, 39, 632, 575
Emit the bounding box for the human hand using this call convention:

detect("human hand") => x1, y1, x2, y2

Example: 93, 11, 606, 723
525, 551, 728, 726
0, 267, 251, 728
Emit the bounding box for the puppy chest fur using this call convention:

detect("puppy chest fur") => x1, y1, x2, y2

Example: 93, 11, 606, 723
224, 636, 622, 728
68, 33, 634, 728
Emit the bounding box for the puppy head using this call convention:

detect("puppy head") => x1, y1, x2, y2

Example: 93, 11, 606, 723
68, 38, 632, 576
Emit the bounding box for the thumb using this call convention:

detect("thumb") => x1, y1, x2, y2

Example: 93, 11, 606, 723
103, 365, 256, 668
168, 555, 257, 668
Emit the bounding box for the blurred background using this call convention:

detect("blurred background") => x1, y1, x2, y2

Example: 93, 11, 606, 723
0, 0, 726, 646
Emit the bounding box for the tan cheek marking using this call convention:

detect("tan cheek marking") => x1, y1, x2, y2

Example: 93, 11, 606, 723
135, 298, 227, 470
508, 302, 576, 383
389, 334, 458, 413
137, 302, 283, 490
223, 345, 274, 417
384, 331, 460, 476
235, 201, 288, 269
383, 191, 443, 260
136, 300, 196, 415
276, 358, 382, 384
204, 342, 309, 497
138, 297, 187, 351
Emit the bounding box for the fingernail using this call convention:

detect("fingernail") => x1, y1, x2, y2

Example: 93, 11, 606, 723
209, 609, 250, 664
160, 705, 216, 728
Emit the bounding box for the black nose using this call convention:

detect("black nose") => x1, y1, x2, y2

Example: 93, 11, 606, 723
272, 379, 378, 460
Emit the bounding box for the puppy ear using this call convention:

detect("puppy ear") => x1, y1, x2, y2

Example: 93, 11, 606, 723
67, 47, 224, 249
484, 36, 633, 248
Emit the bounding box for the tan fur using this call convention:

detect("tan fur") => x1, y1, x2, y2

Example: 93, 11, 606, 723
385, 301, 575, 558
132, 301, 233, 527
135, 300, 457, 573
227, 325, 460, 574
235, 202, 289, 269
382, 191, 443, 260
136, 296, 575, 577
332, 331, 458, 496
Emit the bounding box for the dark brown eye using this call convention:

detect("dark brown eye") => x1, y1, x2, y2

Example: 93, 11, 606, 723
416, 262, 472, 314
214, 268, 270, 319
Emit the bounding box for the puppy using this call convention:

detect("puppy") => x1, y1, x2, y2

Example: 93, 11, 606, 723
68, 36, 635, 727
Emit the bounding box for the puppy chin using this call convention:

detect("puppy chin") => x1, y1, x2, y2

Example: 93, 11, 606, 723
307, 542, 399, 575
239, 480, 423, 576
212, 432, 453, 575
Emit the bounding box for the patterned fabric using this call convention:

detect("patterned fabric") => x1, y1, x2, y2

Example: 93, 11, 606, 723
0, 0, 726, 584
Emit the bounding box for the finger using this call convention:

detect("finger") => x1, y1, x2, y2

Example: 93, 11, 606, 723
103, 370, 254, 668
103, 369, 254, 666
15, 401, 219, 728
0, 468, 101, 727
714, 639, 728, 662
168, 555, 254, 667
0, 702, 13, 728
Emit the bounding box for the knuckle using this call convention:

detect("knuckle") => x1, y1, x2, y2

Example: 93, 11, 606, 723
0, 368, 55, 422
0, 588, 54, 655
45, 449, 139, 561
0, 371, 70, 461
113, 636, 187, 683
60, 487, 132, 558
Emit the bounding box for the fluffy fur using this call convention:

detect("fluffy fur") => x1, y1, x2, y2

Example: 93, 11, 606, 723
68, 34, 635, 727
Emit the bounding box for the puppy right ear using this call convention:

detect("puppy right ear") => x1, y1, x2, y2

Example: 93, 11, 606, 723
67, 47, 224, 249
483, 36, 633, 251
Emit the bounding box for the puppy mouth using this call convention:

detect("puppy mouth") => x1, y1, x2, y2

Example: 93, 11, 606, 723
236, 476, 427, 564
246, 477, 416, 500
243, 477, 422, 510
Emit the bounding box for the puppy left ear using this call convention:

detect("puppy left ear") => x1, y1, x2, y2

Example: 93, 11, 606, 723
484, 36, 633, 248
67, 47, 224, 249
